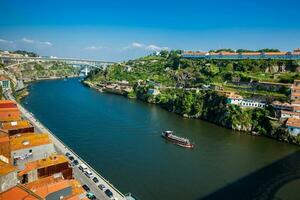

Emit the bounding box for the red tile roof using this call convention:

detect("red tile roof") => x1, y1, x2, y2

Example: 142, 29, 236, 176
0, 185, 42, 200
0, 76, 9, 81
286, 118, 300, 128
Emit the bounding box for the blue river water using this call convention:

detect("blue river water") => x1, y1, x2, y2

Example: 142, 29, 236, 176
22, 78, 299, 200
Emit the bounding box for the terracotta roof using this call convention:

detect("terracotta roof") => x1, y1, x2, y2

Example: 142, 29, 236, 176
291, 93, 300, 97
9, 133, 52, 151
220, 52, 239, 55
241, 52, 261, 56
0, 132, 9, 143
294, 106, 300, 111
0, 75, 9, 81
1, 120, 33, 131
291, 85, 300, 90
25, 176, 85, 200
286, 118, 300, 128
0, 160, 16, 176
25, 176, 70, 199
68, 180, 85, 197
0, 100, 18, 109
264, 52, 287, 56
0, 185, 42, 200
19, 154, 69, 176
226, 92, 243, 99
272, 101, 293, 107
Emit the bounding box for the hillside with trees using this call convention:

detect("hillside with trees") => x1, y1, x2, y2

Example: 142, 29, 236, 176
84, 50, 300, 145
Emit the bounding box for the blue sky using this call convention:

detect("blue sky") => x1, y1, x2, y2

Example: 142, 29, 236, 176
0, 0, 299, 61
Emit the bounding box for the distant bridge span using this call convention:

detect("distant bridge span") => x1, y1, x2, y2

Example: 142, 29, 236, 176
0, 56, 116, 69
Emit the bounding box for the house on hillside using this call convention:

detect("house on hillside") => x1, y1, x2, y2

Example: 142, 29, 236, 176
0, 76, 11, 91
226, 92, 266, 108
291, 80, 300, 101
286, 118, 300, 136
147, 88, 160, 96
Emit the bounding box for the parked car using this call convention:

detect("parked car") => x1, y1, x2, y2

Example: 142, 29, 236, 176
85, 169, 93, 178
86, 192, 96, 200
69, 156, 74, 161
98, 184, 105, 190
92, 177, 99, 183
82, 184, 90, 192
104, 189, 113, 198
73, 160, 79, 165
65, 152, 71, 157
79, 163, 88, 172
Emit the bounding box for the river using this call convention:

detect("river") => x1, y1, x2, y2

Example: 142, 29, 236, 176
21, 78, 299, 200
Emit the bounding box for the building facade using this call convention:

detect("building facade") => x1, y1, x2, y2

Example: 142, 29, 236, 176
0, 76, 10, 91
9, 133, 56, 167
286, 118, 300, 136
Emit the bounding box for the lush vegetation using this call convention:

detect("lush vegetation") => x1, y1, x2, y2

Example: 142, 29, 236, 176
21, 61, 79, 80
85, 50, 300, 144
11, 50, 39, 57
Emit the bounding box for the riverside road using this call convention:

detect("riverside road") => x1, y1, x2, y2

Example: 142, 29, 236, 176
5, 91, 126, 200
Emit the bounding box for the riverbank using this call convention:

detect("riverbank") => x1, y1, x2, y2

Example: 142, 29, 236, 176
83, 80, 300, 146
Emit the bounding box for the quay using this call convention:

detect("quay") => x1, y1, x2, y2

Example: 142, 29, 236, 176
4, 91, 129, 200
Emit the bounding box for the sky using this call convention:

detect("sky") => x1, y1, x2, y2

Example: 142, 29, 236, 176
0, 0, 299, 61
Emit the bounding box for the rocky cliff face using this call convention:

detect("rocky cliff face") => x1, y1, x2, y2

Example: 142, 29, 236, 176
265, 64, 287, 73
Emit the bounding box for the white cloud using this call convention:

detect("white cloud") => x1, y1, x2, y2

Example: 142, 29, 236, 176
131, 42, 145, 48
85, 45, 103, 51
0, 38, 13, 44
21, 38, 52, 47
123, 42, 169, 52
123, 42, 145, 50
146, 44, 169, 51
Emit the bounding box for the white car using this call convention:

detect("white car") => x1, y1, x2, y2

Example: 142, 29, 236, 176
84, 169, 93, 178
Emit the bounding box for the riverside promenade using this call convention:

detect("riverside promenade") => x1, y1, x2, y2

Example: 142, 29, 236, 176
5, 91, 127, 200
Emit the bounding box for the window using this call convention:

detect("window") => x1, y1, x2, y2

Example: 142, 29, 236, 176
29, 149, 32, 153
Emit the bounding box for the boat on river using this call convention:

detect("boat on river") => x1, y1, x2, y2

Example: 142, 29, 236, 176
162, 131, 194, 149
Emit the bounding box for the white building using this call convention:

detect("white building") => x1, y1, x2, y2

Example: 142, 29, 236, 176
147, 88, 160, 96
281, 111, 300, 119
227, 93, 266, 108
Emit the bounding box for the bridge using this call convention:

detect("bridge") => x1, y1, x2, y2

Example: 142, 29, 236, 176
0, 56, 117, 76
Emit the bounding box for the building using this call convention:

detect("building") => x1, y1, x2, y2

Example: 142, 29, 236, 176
181, 50, 300, 60
0, 76, 11, 91
1, 120, 34, 136
272, 101, 294, 112
0, 160, 18, 193
24, 174, 87, 200
0, 100, 21, 122
19, 154, 72, 184
281, 110, 300, 119
226, 92, 266, 108
147, 88, 160, 96
291, 80, 300, 101
0, 132, 10, 163
0, 184, 43, 200
255, 81, 292, 92
9, 133, 55, 167
286, 118, 300, 136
